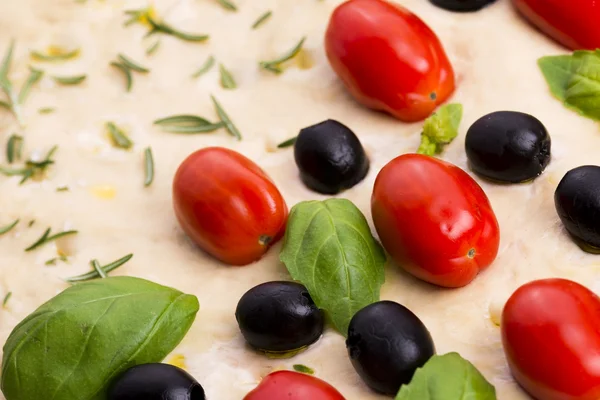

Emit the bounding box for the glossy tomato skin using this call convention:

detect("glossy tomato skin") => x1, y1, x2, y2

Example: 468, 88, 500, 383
325, 0, 455, 122
513, 0, 600, 50
371, 154, 499, 287
502, 279, 600, 400
173, 147, 288, 266
243, 371, 346, 400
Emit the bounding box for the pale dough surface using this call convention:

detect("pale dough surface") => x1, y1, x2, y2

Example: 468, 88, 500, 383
0, 0, 599, 399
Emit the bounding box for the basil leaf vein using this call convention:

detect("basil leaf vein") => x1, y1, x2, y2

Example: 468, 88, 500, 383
279, 199, 386, 335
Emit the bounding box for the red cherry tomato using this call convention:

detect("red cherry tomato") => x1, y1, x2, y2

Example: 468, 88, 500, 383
371, 154, 499, 288
513, 0, 600, 50
244, 371, 346, 400
502, 279, 600, 400
325, 0, 455, 122
173, 147, 288, 266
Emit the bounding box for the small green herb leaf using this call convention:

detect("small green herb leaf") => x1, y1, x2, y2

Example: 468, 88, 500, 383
66, 254, 133, 283
147, 17, 209, 42
219, 63, 237, 89
539, 50, 600, 120
52, 74, 87, 85
18, 67, 44, 104
279, 199, 386, 335
260, 37, 306, 74
38, 107, 55, 114
56, 186, 69, 192
146, 40, 160, 56
2, 292, 12, 307
1, 276, 199, 400
252, 11, 272, 30
6, 134, 23, 163
277, 136, 296, 149
25, 227, 78, 252
110, 62, 133, 92
417, 103, 463, 156
106, 122, 134, 150
395, 353, 496, 400
118, 54, 150, 73
293, 364, 314, 374
0, 40, 14, 81
153, 114, 224, 133
192, 55, 215, 78
30, 48, 80, 62
0, 219, 19, 235
211, 95, 242, 140
216, 0, 237, 11
144, 147, 154, 187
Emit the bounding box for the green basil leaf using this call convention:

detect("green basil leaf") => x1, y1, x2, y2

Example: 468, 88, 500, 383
539, 50, 600, 120
417, 103, 462, 156
1, 276, 199, 400
279, 199, 386, 335
395, 353, 497, 400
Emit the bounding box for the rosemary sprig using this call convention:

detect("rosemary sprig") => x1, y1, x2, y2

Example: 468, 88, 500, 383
277, 136, 297, 149
30, 48, 80, 62
146, 40, 160, 56
118, 54, 149, 73
52, 74, 87, 85
106, 122, 134, 149
0, 145, 58, 184
216, 0, 237, 11
211, 95, 242, 140
259, 37, 306, 74
2, 292, 12, 307
147, 16, 209, 43
0, 219, 19, 235
6, 134, 23, 163
25, 227, 78, 252
18, 67, 44, 103
66, 253, 133, 283
153, 115, 224, 133
144, 147, 154, 187
252, 11, 272, 29
192, 55, 215, 78
110, 62, 133, 91
219, 64, 236, 89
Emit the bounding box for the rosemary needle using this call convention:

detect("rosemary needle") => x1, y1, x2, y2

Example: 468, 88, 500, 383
252, 11, 272, 29
118, 54, 150, 73
92, 260, 107, 278
192, 55, 215, 79
52, 75, 87, 85
277, 136, 297, 149
211, 95, 242, 140
259, 37, 306, 74
110, 62, 133, 91
0, 219, 19, 235
2, 292, 12, 307
106, 122, 134, 150
219, 64, 236, 89
25, 228, 78, 252
66, 254, 133, 283
144, 147, 154, 187
6, 134, 23, 163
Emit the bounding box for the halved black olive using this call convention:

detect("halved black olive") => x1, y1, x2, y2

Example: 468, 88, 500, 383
555, 166, 600, 252
294, 119, 369, 194
235, 281, 324, 353
429, 0, 498, 12
346, 301, 435, 395
465, 111, 551, 183
108, 363, 205, 400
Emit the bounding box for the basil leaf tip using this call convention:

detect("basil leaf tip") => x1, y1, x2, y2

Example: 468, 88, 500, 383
417, 103, 463, 156
395, 352, 497, 400
279, 199, 386, 335
1, 276, 199, 400
539, 50, 600, 121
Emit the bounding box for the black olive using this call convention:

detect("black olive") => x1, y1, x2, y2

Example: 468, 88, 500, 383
346, 301, 435, 395
429, 0, 498, 12
465, 111, 551, 183
235, 281, 324, 353
108, 363, 205, 400
555, 165, 600, 252
294, 119, 369, 194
